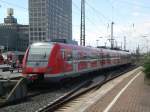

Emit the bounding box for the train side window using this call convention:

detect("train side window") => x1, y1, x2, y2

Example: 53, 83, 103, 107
100, 53, 103, 59
107, 54, 110, 60
72, 50, 76, 60
61, 49, 73, 61
67, 53, 73, 61
103, 54, 106, 60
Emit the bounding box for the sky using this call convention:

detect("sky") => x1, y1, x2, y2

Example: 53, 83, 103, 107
0, 0, 150, 53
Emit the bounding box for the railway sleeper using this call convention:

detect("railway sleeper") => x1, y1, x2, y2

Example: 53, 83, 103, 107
0, 77, 27, 106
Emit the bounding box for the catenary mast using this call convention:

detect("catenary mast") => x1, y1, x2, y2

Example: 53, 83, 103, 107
80, 0, 85, 46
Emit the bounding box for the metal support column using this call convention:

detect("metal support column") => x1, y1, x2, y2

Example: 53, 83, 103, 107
80, 0, 85, 46
110, 22, 114, 49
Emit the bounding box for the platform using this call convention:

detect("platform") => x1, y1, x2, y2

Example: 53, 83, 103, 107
0, 64, 10, 72
0, 71, 22, 79
0, 64, 10, 69
86, 68, 150, 112
55, 67, 150, 112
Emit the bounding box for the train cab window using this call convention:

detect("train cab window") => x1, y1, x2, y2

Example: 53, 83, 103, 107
28, 43, 53, 61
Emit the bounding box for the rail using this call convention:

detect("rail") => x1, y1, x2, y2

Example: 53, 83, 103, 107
37, 65, 138, 112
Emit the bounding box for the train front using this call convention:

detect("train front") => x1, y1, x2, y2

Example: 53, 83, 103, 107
22, 42, 53, 80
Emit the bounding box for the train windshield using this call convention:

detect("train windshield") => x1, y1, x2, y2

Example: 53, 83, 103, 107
27, 43, 53, 67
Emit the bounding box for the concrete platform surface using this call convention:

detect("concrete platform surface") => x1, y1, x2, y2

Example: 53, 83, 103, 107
0, 71, 22, 79
55, 67, 144, 112
105, 72, 150, 112
0, 64, 11, 69
86, 69, 150, 112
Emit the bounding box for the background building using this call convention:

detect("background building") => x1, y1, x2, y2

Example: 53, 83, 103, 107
0, 8, 29, 51
29, 0, 72, 43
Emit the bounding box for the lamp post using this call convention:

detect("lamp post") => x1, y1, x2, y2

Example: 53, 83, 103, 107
110, 22, 114, 49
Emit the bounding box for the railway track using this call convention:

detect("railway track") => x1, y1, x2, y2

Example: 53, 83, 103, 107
36, 65, 137, 112
0, 65, 137, 112
0, 71, 99, 112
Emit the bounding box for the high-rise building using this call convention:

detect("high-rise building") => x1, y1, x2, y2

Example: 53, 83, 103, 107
29, 0, 72, 43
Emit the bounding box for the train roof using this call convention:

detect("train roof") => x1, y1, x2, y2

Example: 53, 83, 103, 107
30, 42, 130, 54
31, 42, 52, 47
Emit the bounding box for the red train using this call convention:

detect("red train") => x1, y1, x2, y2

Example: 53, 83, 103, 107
22, 42, 131, 81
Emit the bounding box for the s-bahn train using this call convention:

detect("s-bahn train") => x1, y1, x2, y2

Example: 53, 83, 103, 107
22, 42, 131, 81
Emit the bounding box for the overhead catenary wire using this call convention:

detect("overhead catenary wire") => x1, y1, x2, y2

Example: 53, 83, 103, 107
85, 1, 113, 38
105, 0, 137, 42
72, 1, 106, 36
73, 1, 113, 37
85, 1, 111, 22
72, 11, 104, 37
115, 0, 150, 9
0, 0, 28, 11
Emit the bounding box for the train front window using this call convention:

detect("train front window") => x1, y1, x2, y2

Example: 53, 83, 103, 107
27, 43, 53, 67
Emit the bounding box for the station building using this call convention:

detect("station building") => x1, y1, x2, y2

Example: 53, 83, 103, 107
0, 8, 29, 52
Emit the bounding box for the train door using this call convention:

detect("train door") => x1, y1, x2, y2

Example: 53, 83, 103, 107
61, 49, 66, 72
64, 49, 73, 72
72, 50, 78, 72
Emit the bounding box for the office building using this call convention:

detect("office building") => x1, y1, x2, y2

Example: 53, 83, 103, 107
29, 0, 72, 43
0, 8, 29, 51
